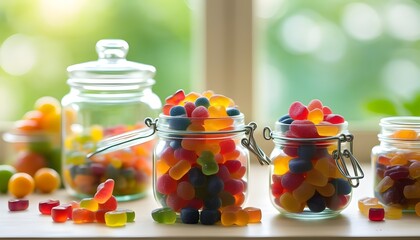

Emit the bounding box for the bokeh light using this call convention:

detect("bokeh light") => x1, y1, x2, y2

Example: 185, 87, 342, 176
342, 2, 383, 41
0, 34, 37, 76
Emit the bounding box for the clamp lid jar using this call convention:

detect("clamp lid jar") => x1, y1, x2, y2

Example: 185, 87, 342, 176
372, 116, 420, 211
263, 101, 364, 219
62, 39, 161, 201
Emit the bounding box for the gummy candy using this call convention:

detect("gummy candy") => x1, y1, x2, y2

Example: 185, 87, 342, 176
72, 208, 95, 223
8, 199, 29, 211
98, 195, 118, 211
288, 101, 309, 120
79, 198, 99, 212
358, 197, 383, 217
197, 151, 219, 176
94, 179, 114, 204
165, 89, 185, 105
180, 208, 200, 224
200, 209, 220, 225
151, 207, 177, 224
39, 199, 60, 215
369, 208, 385, 221
243, 207, 262, 223
51, 205, 72, 223
105, 211, 127, 227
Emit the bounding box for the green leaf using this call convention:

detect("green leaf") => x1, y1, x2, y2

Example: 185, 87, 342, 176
365, 98, 398, 116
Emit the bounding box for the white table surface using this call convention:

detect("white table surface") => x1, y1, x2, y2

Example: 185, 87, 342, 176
1, 163, 419, 239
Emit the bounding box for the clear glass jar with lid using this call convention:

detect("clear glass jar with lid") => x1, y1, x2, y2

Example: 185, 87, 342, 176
62, 39, 161, 201
372, 116, 420, 211
263, 120, 364, 219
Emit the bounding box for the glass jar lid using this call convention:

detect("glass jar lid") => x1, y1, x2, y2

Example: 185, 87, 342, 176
67, 39, 156, 85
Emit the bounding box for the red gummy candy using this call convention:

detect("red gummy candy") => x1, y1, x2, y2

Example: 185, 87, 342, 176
184, 102, 196, 117
322, 106, 332, 115
369, 208, 385, 221
307, 99, 323, 111
162, 104, 174, 115
288, 101, 309, 120
165, 89, 185, 105
51, 205, 72, 223
98, 195, 117, 211
191, 106, 210, 118
289, 120, 320, 138
39, 199, 60, 215
94, 179, 115, 204
8, 199, 29, 211
324, 114, 345, 124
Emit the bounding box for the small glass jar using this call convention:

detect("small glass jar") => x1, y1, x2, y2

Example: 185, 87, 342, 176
3, 131, 61, 175
372, 116, 420, 211
263, 121, 364, 219
89, 114, 268, 212
61, 39, 161, 201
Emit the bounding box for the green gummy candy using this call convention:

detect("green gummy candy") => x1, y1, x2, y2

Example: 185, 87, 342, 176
197, 151, 219, 175
151, 207, 177, 224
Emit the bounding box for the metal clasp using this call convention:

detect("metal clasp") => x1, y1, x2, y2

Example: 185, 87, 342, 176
87, 117, 157, 159
333, 134, 364, 188
241, 122, 271, 165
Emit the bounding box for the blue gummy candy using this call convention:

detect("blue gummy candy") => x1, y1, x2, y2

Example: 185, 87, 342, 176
200, 209, 220, 225
227, 108, 240, 116
307, 193, 326, 213
169, 139, 182, 149
189, 167, 206, 187
330, 178, 352, 195
204, 196, 222, 210
289, 158, 313, 173
207, 175, 224, 196
180, 208, 200, 224
195, 97, 210, 108
170, 106, 187, 116
168, 117, 191, 130
298, 144, 317, 161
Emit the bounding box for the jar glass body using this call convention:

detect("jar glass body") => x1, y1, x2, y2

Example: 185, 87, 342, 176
62, 86, 160, 201
372, 116, 420, 211
268, 122, 355, 219
3, 131, 61, 175
152, 115, 250, 212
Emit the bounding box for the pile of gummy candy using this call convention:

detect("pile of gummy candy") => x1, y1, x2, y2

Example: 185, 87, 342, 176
152, 90, 261, 226
270, 100, 352, 214
8, 178, 135, 227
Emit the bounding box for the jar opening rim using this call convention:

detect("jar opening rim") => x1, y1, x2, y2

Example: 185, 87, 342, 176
380, 116, 420, 127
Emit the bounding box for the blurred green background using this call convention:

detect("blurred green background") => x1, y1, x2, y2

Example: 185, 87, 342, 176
257, 0, 420, 123
0, 0, 192, 122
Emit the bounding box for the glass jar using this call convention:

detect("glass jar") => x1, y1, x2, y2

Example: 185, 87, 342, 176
3, 131, 61, 176
263, 121, 364, 219
372, 116, 420, 211
88, 114, 269, 212
62, 39, 161, 201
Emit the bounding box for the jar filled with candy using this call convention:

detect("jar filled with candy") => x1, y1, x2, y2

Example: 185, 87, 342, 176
89, 90, 269, 214
3, 97, 61, 177
372, 116, 420, 211
62, 39, 161, 201
263, 100, 364, 219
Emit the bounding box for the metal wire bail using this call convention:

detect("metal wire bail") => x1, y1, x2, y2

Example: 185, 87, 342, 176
242, 122, 271, 165
87, 117, 157, 159
332, 134, 364, 188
